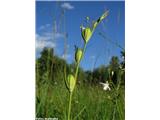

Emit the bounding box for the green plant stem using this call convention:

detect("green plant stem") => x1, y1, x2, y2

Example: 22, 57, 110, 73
75, 43, 87, 82
67, 43, 87, 120
68, 92, 73, 120
82, 43, 87, 59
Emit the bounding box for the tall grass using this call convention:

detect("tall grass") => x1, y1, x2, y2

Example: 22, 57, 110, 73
36, 80, 124, 120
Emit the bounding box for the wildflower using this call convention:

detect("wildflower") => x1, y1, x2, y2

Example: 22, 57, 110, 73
81, 26, 92, 43
75, 48, 83, 63
100, 81, 111, 91
111, 71, 114, 76
67, 74, 76, 92
80, 11, 109, 43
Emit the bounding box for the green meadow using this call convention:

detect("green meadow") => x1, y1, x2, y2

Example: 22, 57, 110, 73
36, 48, 125, 120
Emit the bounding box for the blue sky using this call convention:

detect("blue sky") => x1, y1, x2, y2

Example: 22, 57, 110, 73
36, 1, 125, 71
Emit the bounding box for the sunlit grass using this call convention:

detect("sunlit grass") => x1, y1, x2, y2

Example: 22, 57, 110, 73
36, 81, 124, 120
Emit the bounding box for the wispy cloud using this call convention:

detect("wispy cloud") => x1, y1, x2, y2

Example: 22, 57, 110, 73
61, 3, 74, 10
36, 31, 64, 57
36, 34, 56, 50
43, 32, 64, 39
39, 24, 51, 30
36, 22, 65, 57
36, 33, 51, 41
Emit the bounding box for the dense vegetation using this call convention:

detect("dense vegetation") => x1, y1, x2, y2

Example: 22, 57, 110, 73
36, 47, 125, 120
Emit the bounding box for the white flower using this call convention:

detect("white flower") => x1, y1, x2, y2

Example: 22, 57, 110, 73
99, 81, 111, 91
111, 71, 114, 76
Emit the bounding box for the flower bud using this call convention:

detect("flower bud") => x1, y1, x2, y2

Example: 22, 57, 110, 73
75, 48, 83, 63
67, 74, 75, 92
81, 27, 92, 43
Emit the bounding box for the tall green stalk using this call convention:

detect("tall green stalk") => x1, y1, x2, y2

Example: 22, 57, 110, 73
67, 43, 87, 120
66, 11, 109, 120
68, 92, 73, 120
75, 43, 87, 82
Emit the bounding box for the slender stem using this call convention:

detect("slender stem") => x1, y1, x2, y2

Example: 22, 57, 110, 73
82, 43, 87, 59
68, 43, 87, 120
67, 43, 87, 120
68, 92, 73, 120
75, 43, 87, 83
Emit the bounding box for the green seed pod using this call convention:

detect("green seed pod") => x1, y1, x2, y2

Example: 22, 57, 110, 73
67, 74, 75, 92
100, 11, 109, 21
81, 27, 92, 43
93, 11, 109, 30
75, 48, 83, 63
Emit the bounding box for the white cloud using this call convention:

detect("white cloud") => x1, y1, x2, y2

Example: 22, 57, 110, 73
36, 33, 51, 41
36, 40, 45, 49
39, 24, 51, 30
38, 23, 64, 41
45, 41, 56, 48
44, 32, 64, 39
36, 23, 65, 57
61, 3, 74, 10
36, 34, 56, 50
36, 31, 64, 42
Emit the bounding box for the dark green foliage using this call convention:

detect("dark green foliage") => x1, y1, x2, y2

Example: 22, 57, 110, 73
36, 48, 124, 89
36, 47, 125, 119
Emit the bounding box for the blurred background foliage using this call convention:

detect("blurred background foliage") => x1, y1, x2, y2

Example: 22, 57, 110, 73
36, 47, 125, 119
36, 47, 125, 87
